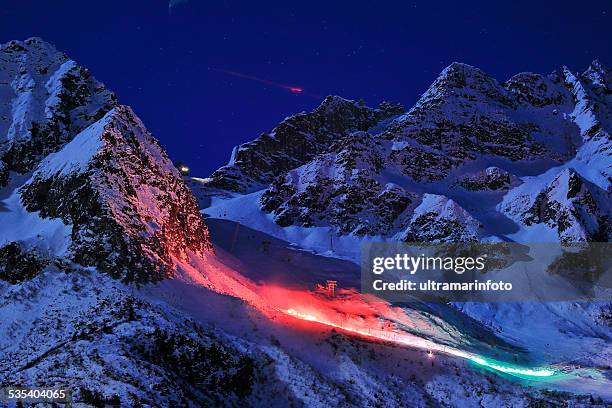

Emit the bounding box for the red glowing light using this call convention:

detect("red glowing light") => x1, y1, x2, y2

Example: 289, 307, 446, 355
211, 68, 318, 97
178, 255, 555, 379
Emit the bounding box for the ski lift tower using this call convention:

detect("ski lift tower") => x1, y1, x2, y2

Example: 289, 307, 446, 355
325, 280, 337, 297
315, 280, 338, 298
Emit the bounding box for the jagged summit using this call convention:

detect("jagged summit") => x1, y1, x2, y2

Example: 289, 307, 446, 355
316, 95, 402, 117
578, 59, 609, 84
414, 62, 513, 108
432, 61, 504, 92
205, 59, 611, 245
19, 105, 212, 283
318, 94, 356, 108
0, 37, 61, 61
0, 37, 116, 176
205, 95, 403, 192
0, 38, 212, 283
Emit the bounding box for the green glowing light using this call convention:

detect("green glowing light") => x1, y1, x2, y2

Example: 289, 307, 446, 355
469, 356, 555, 378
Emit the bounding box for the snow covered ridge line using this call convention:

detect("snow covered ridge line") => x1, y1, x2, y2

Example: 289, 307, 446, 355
205, 95, 404, 192
197, 59, 611, 244
0, 37, 116, 180
17, 106, 212, 283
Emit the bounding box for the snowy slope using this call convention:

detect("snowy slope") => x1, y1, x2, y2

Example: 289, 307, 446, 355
5, 260, 600, 407
202, 60, 611, 245
1, 38, 610, 407
198, 59, 612, 404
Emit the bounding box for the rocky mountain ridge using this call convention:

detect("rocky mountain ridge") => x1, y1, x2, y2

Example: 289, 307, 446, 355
206, 95, 403, 192
0, 37, 116, 178
19, 105, 212, 283
0, 38, 610, 406
0, 38, 212, 284
204, 60, 611, 244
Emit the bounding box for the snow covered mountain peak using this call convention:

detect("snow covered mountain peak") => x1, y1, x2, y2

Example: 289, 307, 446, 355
0, 37, 116, 176
205, 95, 403, 192
0, 38, 212, 284
417, 61, 513, 108
17, 105, 212, 283
204, 60, 611, 245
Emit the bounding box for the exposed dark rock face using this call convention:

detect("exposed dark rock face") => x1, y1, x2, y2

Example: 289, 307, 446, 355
456, 167, 519, 192
20, 106, 212, 283
380, 63, 565, 182
235, 61, 611, 243
0, 38, 116, 175
0, 241, 48, 283
397, 194, 484, 243
132, 328, 256, 403
0, 160, 8, 187
505, 71, 571, 107
207, 96, 403, 192
2, 38, 213, 284
505, 168, 611, 243
261, 131, 418, 235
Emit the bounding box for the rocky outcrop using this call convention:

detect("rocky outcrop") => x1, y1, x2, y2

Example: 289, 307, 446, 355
502, 168, 610, 243
261, 131, 418, 235
242, 61, 611, 243
456, 167, 520, 192
206, 96, 403, 192
382, 63, 569, 182
504, 71, 571, 108
19, 106, 212, 283
0, 241, 48, 283
0, 39, 207, 285
397, 194, 484, 242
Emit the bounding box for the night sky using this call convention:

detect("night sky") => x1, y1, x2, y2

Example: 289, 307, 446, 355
2, 1, 610, 176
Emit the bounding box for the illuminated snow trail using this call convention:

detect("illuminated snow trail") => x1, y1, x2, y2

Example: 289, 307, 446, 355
282, 307, 556, 379
180, 255, 557, 381
469, 356, 555, 378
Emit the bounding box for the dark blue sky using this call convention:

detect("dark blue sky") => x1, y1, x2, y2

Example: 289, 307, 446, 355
2, 1, 610, 176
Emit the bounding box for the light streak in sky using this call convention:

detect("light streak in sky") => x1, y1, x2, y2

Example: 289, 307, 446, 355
212, 68, 320, 98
